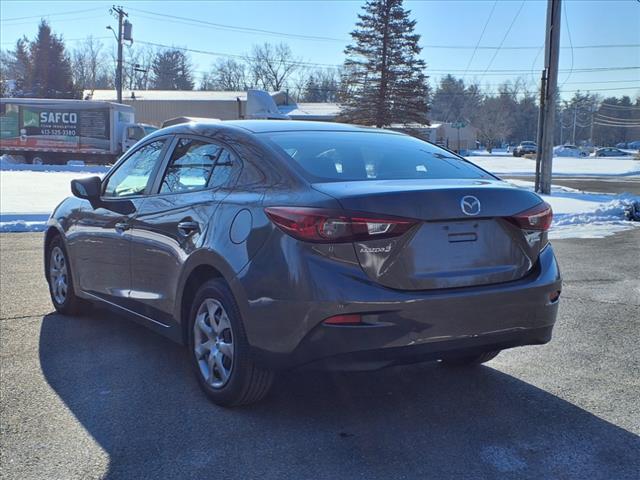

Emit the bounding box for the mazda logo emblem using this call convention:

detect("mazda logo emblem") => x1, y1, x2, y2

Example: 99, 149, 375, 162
461, 195, 481, 216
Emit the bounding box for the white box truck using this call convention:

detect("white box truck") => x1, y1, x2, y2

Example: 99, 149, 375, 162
0, 98, 156, 164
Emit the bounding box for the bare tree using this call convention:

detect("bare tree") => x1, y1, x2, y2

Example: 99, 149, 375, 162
126, 45, 155, 91
476, 96, 511, 152
246, 42, 300, 91
201, 58, 250, 91
298, 68, 340, 102
72, 36, 110, 96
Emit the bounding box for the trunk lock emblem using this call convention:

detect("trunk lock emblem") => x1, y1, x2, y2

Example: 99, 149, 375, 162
461, 196, 481, 216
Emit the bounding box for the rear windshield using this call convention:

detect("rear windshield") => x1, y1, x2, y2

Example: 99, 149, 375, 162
262, 131, 491, 182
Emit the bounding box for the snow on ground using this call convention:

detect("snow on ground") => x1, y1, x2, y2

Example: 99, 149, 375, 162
466, 153, 640, 177
1, 158, 108, 232
1, 157, 638, 238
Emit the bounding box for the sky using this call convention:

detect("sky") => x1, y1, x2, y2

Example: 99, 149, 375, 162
1, 0, 639, 100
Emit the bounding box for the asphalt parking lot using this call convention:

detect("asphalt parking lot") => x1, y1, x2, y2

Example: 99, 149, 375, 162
1, 229, 639, 479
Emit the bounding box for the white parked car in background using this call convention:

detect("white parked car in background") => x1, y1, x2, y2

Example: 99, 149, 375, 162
553, 145, 588, 157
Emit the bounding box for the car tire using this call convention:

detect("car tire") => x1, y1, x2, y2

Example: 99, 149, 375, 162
441, 350, 501, 367
188, 278, 274, 407
46, 236, 89, 315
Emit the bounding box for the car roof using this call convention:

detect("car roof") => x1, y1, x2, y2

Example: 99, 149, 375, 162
147, 119, 400, 139
219, 120, 385, 133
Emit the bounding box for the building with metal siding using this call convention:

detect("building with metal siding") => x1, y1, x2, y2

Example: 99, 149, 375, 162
84, 90, 293, 125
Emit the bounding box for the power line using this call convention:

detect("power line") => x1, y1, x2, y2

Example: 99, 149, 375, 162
443, 0, 497, 123
1, 36, 111, 46
600, 103, 640, 110
135, 38, 640, 73
0, 7, 103, 22
123, 6, 640, 51
561, 79, 640, 85
560, 1, 574, 88
128, 7, 345, 43
425, 44, 640, 50
117, 7, 640, 50
0, 14, 107, 28
595, 113, 640, 123
593, 122, 640, 127
454, 0, 525, 121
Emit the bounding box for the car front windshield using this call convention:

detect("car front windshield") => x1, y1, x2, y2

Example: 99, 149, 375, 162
263, 131, 491, 182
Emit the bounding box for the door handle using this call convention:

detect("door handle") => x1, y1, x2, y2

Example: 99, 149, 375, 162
177, 221, 200, 237
115, 222, 130, 233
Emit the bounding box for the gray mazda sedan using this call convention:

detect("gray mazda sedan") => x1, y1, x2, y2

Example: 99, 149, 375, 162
44, 120, 561, 406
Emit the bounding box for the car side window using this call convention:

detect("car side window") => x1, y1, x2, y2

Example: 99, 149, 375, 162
160, 138, 221, 194
208, 149, 240, 189
103, 139, 166, 197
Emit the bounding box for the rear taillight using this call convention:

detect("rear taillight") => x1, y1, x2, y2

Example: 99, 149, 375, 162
264, 207, 417, 243
507, 202, 553, 231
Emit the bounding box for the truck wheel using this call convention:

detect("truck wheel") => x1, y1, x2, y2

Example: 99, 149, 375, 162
28, 154, 46, 165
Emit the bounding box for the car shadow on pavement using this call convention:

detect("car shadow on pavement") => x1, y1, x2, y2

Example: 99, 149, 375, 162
39, 310, 640, 480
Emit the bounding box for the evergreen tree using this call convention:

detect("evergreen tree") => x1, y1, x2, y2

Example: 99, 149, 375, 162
9, 38, 33, 96
591, 95, 640, 146
462, 82, 483, 126
512, 92, 539, 143
339, 0, 429, 127
302, 69, 339, 102
429, 75, 466, 122
303, 75, 321, 102
29, 20, 76, 98
151, 49, 195, 90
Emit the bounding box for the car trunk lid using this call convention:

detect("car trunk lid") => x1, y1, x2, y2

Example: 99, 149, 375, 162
312, 179, 547, 290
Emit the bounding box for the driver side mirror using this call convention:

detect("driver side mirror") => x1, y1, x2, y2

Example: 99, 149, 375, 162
70, 176, 135, 214
71, 176, 102, 204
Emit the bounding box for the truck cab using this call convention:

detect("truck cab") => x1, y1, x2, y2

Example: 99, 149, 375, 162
122, 123, 158, 152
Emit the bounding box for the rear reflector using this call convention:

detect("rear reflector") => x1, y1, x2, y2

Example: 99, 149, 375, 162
549, 290, 561, 303
265, 207, 417, 243
323, 314, 363, 325
507, 202, 553, 231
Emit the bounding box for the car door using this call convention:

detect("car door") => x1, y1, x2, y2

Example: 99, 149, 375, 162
66, 137, 171, 305
128, 135, 242, 324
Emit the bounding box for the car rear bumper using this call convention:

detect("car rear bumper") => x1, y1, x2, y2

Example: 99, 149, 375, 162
298, 325, 553, 371
239, 243, 561, 371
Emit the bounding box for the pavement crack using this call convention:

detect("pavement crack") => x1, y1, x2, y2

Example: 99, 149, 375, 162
561, 295, 640, 308
0, 313, 50, 322
562, 279, 618, 284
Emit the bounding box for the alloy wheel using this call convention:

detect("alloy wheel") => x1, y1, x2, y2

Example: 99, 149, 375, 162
193, 298, 234, 388
49, 246, 68, 305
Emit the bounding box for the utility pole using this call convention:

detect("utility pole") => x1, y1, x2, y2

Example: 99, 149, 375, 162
534, 71, 546, 192
108, 6, 132, 104
572, 103, 577, 145
535, 0, 561, 195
